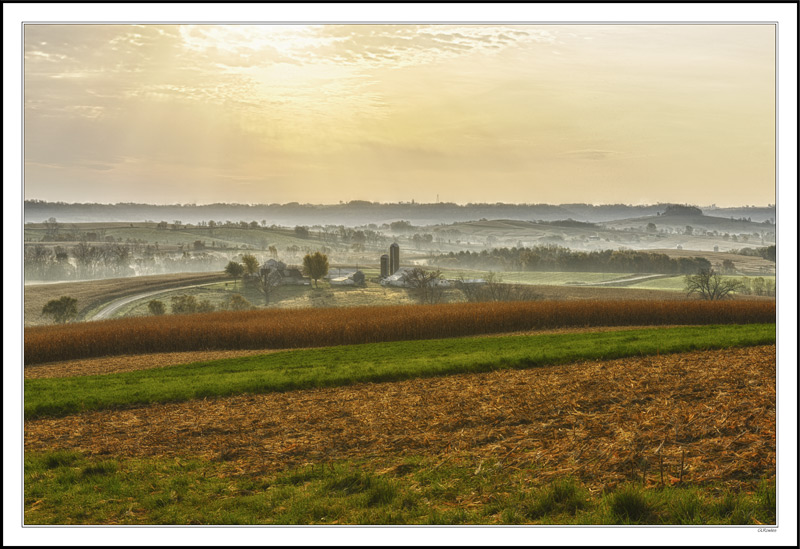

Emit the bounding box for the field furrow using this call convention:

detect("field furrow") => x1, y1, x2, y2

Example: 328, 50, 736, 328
24, 346, 775, 492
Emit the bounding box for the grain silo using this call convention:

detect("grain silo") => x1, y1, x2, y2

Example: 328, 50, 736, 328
389, 243, 400, 275
380, 254, 390, 278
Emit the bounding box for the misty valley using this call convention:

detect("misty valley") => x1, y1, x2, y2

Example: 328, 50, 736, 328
24, 201, 775, 283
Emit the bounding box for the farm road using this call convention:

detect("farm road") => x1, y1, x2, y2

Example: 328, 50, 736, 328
567, 274, 673, 287
90, 282, 221, 320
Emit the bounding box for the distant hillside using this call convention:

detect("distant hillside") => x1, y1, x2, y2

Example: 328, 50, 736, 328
25, 200, 773, 227
599, 212, 775, 234
704, 206, 775, 223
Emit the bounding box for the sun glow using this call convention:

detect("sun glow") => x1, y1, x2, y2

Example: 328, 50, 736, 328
23, 23, 776, 206
179, 25, 335, 59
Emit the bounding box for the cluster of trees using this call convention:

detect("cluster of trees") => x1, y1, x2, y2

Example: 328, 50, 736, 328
318, 226, 387, 250
661, 204, 703, 216
24, 241, 234, 281
146, 293, 254, 316
684, 270, 776, 300
733, 245, 776, 262
24, 242, 134, 280
223, 251, 329, 303
437, 245, 712, 274
735, 277, 776, 297
537, 219, 599, 229
456, 272, 542, 303
398, 268, 542, 305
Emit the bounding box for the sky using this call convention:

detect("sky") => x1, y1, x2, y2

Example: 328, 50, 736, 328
22, 23, 777, 207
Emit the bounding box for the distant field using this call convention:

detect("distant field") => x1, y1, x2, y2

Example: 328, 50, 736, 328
436, 269, 638, 286
624, 274, 776, 292
24, 224, 315, 251
646, 249, 775, 275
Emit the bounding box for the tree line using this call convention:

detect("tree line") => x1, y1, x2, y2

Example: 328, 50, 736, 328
733, 245, 776, 262
436, 245, 713, 274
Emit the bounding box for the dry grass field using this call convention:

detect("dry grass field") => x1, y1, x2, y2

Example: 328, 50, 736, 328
24, 299, 775, 365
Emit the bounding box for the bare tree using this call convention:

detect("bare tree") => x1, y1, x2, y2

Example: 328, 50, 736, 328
685, 269, 743, 300
44, 217, 60, 240
457, 272, 540, 303
401, 267, 446, 304
257, 266, 283, 305
721, 259, 736, 274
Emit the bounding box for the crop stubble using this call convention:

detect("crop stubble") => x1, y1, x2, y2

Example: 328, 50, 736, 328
24, 345, 775, 492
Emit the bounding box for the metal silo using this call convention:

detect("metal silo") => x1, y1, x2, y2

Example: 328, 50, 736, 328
389, 243, 400, 274
380, 254, 390, 278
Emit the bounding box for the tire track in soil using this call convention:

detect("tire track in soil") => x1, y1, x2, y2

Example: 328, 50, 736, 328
24, 346, 776, 492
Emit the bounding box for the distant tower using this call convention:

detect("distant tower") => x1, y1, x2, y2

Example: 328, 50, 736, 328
389, 243, 400, 275
380, 254, 390, 278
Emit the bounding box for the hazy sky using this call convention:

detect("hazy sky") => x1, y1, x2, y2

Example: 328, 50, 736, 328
23, 24, 776, 206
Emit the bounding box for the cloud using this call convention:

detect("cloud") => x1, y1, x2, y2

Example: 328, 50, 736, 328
561, 149, 619, 161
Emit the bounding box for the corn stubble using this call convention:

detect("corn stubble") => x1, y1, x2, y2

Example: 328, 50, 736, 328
25, 299, 775, 365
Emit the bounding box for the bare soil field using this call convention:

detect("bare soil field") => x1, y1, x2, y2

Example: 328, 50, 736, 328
24, 346, 775, 493
24, 272, 229, 326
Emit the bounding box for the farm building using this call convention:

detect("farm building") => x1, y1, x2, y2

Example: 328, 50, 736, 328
259, 259, 309, 285
380, 267, 415, 287
380, 267, 454, 288
328, 270, 366, 286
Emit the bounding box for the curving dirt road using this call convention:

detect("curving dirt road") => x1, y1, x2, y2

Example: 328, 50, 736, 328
566, 274, 673, 287
90, 282, 221, 320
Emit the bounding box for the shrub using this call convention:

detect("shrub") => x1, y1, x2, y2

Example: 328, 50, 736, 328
147, 300, 166, 316
170, 294, 198, 314
225, 294, 253, 311
196, 300, 215, 314
41, 296, 78, 324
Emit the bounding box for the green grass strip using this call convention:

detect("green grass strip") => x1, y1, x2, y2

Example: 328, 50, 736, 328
24, 451, 776, 525
24, 324, 775, 419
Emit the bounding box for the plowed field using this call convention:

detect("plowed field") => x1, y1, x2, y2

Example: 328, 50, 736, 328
24, 345, 775, 492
